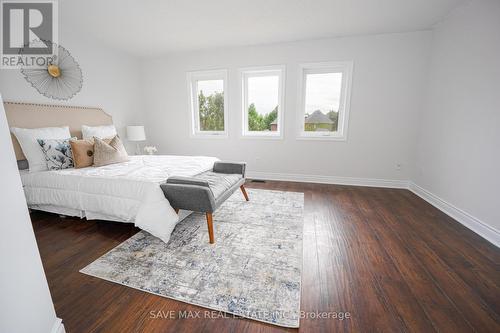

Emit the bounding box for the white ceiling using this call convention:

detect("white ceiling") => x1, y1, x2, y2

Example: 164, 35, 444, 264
61, 0, 465, 57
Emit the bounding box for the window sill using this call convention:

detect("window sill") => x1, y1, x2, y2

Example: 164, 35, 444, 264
240, 133, 283, 140
296, 134, 347, 141
190, 133, 228, 139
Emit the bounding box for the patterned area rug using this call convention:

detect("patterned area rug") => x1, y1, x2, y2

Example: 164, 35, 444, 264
80, 189, 304, 327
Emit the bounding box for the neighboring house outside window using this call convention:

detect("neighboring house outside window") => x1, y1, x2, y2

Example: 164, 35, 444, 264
304, 110, 337, 132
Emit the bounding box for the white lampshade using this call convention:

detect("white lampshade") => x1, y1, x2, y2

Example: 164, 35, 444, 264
126, 126, 146, 141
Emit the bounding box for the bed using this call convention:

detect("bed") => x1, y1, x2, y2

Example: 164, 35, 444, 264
5, 101, 218, 243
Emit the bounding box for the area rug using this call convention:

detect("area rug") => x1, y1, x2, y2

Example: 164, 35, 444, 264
80, 189, 304, 327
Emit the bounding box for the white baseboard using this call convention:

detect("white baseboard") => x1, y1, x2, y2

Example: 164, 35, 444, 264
246, 171, 499, 247
246, 171, 409, 189
51, 318, 65, 333
408, 182, 499, 247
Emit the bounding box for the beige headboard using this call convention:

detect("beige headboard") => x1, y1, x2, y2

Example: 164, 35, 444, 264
4, 101, 113, 161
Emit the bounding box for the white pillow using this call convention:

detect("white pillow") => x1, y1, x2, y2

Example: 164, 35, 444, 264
10, 126, 71, 172
82, 125, 117, 139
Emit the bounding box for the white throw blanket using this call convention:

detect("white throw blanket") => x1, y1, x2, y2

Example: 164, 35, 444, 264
21, 155, 219, 243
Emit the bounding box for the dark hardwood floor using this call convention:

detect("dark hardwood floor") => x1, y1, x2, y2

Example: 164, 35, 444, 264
31, 181, 500, 333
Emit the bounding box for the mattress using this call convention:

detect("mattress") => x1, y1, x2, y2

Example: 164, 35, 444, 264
21, 155, 219, 243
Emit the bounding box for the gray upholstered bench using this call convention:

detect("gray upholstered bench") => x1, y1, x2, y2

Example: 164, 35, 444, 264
160, 161, 248, 244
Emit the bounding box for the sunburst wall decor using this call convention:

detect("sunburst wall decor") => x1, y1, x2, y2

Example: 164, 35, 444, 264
20, 41, 83, 100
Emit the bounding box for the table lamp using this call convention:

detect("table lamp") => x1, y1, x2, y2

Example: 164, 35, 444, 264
126, 125, 146, 155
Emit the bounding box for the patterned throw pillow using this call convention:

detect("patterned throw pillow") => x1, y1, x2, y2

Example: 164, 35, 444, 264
37, 138, 75, 170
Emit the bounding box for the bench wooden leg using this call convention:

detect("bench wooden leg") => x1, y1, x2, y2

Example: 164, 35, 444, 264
206, 213, 215, 244
240, 185, 249, 201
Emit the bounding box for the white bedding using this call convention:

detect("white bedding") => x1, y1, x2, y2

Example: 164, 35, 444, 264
21, 155, 219, 243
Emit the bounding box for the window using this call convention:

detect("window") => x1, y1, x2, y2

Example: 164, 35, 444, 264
297, 61, 353, 140
241, 66, 285, 138
187, 69, 228, 137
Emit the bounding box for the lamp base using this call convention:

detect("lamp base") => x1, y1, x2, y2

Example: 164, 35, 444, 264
135, 142, 141, 155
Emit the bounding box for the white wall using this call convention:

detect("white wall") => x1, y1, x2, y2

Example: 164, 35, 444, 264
414, 0, 500, 237
0, 29, 143, 148
141, 31, 431, 182
0, 95, 61, 333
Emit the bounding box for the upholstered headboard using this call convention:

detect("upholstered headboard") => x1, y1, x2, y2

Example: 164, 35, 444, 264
3, 101, 113, 161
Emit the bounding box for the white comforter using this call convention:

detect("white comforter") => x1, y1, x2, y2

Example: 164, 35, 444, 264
21, 155, 219, 243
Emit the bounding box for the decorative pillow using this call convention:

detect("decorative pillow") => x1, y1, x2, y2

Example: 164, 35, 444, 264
93, 136, 129, 167
82, 125, 117, 139
69, 137, 112, 168
37, 138, 75, 170
10, 126, 71, 172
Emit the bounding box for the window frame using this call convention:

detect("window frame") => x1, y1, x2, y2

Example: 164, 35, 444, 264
187, 69, 229, 138
296, 61, 353, 141
240, 65, 285, 139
